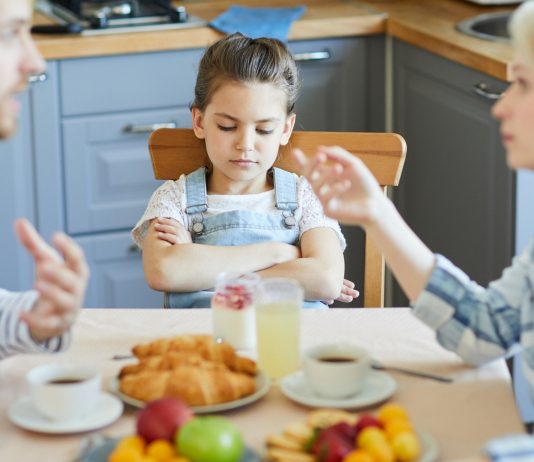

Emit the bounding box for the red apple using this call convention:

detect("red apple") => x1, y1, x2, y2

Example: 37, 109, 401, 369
137, 397, 193, 443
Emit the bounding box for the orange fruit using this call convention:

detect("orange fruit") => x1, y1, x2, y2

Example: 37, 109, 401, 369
367, 442, 395, 462
108, 447, 144, 462
383, 418, 413, 440
146, 439, 176, 461
342, 449, 375, 462
377, 403, 409, 424
391, 431, 421, 461
356, 427, 387, 449
115, 435, 146, 454
167, 458, 191, 462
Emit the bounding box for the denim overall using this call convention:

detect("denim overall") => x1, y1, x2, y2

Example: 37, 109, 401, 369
165, 167, 324, 309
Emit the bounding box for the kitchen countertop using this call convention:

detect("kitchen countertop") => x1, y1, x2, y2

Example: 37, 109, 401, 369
33, 0, 516, 81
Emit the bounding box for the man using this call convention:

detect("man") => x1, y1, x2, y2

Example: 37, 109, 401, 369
0, 0, 89, 358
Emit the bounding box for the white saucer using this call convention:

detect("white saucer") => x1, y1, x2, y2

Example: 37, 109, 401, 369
280, 370, 397, 409
8, 392, 124, 434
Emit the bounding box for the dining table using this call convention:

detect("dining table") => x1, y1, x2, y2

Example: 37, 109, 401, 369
0, 307, 526, 462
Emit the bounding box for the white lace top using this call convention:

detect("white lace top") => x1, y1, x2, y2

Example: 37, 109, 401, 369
132, 173, 346, 250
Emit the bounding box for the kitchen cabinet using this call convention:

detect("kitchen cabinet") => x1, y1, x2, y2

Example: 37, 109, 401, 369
0, 36, 383, 308
291, 36, 385, 308
0, 92, 36, 291
392, 39, 514, 306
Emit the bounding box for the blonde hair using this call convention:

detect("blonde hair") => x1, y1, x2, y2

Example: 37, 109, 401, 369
192, 33, 300, 115
510, 1, 534, 68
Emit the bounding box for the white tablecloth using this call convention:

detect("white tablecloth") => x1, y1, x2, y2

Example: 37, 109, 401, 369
0, 308, 525, 461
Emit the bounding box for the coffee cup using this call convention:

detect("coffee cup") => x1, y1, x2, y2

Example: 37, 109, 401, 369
27, 364, 101, 421
303, 343, 371, 399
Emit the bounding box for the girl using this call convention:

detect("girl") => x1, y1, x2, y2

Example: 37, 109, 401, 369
295, 2, 534, 458
133, 33, 355, 308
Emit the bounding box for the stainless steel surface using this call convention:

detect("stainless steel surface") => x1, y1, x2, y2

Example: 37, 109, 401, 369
293, 51, 332, 62
371, 360, 454, 383
28, 72, 48, 84
473, 82, 504, 100
456, 11, 511, 42
123, 121, 178, 133
35, 0, 206, 36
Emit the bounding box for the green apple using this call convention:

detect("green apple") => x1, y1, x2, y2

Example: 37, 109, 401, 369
176, 416, 244, 462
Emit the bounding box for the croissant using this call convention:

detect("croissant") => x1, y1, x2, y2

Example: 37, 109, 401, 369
120, 351, 208, 378
132, 334, 256, 375
119, 365, 256, 405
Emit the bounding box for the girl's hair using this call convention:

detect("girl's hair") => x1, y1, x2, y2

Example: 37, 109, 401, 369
510, 1, 534, 68
192, 33, 300, 114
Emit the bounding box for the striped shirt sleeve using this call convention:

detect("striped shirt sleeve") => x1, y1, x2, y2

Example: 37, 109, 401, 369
411, 240, 533, 366
0, 289, 71, 359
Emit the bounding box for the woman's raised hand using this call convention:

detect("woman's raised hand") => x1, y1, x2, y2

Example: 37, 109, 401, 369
292, 146, 386, 229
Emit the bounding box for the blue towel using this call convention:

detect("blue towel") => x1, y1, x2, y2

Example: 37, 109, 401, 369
209, 5, 306, 42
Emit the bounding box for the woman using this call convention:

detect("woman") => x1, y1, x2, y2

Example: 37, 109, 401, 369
294, 1, 534, 459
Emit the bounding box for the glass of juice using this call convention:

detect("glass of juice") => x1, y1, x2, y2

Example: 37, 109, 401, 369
255, 278, 303, 380
211, 272, 260, 350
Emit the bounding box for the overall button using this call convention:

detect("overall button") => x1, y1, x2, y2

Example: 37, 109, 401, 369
284, 216, 297, 228
192, 222, 204, 234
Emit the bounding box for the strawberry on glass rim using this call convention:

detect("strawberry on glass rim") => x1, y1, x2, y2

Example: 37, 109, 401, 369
211, 273, 260, 350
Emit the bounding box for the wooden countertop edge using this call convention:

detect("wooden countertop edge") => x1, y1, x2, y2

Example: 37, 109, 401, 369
35, 16, 387, 61
388, 20, 511, 81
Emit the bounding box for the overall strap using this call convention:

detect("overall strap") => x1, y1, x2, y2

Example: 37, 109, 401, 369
184, 167, 208, 235
272, 167, 298, 228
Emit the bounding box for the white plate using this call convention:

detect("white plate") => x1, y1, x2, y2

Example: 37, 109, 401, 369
80, 437, 261, 462
280, 370, 396, 409
418, 431, 440, 462
8, 392, 123, 434
110, 370, 271, 413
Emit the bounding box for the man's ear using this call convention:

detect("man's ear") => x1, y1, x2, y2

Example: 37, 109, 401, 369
191, 107, 206, 139
280, 113, 296, 146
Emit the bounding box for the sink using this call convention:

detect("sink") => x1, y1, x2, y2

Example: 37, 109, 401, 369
456, 11, 511, 42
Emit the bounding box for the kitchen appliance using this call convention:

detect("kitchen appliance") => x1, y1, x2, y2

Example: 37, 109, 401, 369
34, 0, 206, 35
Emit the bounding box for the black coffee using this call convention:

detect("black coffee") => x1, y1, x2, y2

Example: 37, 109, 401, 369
47, 378, 84, 385
318, 356, 358, 363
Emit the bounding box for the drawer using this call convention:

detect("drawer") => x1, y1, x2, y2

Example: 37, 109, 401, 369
60, 48, 203, 116
76, 232, 163, 308
63, 107, 192, 234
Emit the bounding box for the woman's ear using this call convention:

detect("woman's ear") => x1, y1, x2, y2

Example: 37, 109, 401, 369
280, 113, 296, 146
191, 107, 206, 139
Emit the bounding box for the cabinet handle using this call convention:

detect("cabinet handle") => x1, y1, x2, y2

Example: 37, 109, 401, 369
128, 244, 140, 254
293, 50, 331, 62
473, 83, 503, 100
123, 122, 177, 134
28, 72, 48, 84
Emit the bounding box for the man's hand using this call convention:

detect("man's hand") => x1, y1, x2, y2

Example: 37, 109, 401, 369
15, 219, 89, 342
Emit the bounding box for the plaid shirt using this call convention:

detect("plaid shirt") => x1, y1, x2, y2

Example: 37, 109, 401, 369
413, 239, 534, 460
0, 289, 69, 359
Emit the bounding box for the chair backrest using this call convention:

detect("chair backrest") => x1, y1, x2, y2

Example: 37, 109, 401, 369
148, 128, 406, 308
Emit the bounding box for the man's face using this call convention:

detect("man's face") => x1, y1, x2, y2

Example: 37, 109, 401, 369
0, 0, 45, 139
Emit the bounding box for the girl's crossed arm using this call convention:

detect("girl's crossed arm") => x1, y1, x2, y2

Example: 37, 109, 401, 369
141, 218, 300, 292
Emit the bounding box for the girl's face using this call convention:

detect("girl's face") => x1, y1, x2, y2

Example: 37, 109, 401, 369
192, 80, 295, 194
0, 0, 45, 139
492, 53, 534, 170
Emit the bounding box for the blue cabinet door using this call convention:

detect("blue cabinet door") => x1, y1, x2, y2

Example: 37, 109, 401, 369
63, 107, 192, 234
0, 91, 36, 290
76, 232, 162, 308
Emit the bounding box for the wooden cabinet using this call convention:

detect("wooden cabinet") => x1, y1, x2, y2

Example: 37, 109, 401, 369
392, 39, 514, 306
1, 36, 382, 308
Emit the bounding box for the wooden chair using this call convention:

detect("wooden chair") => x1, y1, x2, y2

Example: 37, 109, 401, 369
148, 128, 406, 308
